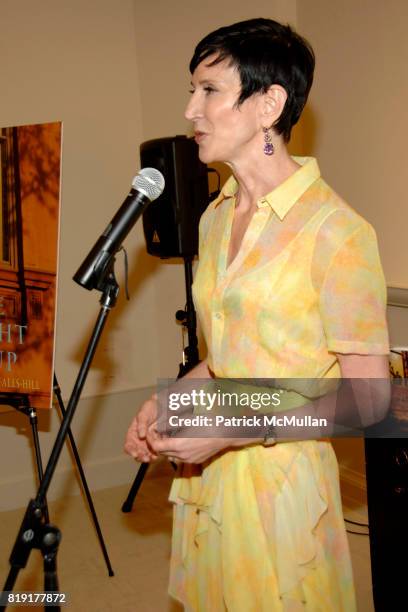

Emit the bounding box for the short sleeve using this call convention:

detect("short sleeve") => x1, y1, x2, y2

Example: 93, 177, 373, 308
319, 222, 389, 355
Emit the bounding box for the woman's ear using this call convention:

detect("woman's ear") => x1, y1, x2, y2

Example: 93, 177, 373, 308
262, 84, 288, 126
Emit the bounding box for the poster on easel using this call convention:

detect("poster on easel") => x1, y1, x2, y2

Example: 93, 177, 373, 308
0, 122, 61, 409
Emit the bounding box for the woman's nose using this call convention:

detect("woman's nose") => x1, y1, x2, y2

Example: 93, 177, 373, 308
185, 93, 201, 121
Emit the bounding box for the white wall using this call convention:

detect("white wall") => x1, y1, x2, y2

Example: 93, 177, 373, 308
297, 0, 408, 288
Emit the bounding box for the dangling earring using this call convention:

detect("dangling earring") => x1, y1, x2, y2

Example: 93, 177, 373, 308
263, 127, 274, 156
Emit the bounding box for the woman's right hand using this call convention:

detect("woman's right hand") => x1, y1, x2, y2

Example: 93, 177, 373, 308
124, 395, 159, 463
124, 361, 212, 463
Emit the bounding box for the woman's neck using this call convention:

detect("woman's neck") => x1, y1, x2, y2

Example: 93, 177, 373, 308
227, 144, 301, 212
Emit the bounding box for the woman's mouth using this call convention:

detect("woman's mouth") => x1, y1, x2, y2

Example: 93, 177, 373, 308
194, 131, 207, 144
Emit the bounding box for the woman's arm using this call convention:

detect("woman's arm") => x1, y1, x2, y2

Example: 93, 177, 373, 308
258, 353, 391, 439
142, 353, 391, 463
335, 353, 391, 425
337, 353, 389, 377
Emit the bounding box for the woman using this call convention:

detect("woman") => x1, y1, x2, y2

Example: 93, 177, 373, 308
125, 18, 390, 611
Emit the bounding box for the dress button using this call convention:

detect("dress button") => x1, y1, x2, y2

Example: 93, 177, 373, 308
215, 312, 222, 320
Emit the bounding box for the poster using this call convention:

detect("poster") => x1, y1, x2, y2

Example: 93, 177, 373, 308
0, 122, 61, 409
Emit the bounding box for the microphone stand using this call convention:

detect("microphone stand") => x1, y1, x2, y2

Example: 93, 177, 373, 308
0, 262, 119, 612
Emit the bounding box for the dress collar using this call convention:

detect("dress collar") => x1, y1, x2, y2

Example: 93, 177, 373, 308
213, 157, 320, 221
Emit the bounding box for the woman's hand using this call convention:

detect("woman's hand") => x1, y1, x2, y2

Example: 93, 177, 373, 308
145, 427, 259, 464
145, 428, 229, 464
124, 396, 160, 463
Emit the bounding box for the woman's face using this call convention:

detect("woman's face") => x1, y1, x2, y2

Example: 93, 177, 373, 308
185, 55, 262, 165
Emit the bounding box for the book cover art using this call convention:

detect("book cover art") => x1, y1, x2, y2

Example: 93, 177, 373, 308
0, 122, 61, 409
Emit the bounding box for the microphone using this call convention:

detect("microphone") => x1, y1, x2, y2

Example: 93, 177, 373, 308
73, 168, 165, 291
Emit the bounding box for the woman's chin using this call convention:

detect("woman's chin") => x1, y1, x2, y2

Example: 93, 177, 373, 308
199, 148, 221, 165
197, 148, 213, 164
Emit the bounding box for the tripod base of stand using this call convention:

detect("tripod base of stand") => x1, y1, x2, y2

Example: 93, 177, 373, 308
0, 499, 61, 612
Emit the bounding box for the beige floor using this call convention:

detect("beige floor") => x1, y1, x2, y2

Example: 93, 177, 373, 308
0, 459, 373, 612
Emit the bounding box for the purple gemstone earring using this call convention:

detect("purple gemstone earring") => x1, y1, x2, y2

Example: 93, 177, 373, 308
263, 127, 274, 156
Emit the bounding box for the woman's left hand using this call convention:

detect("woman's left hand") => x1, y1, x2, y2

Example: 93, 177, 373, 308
146, 427, 232, 464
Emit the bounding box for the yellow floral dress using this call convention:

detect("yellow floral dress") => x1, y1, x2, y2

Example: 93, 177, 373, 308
168, 157, 389, 611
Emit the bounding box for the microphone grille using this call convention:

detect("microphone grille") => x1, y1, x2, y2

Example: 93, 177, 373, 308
133, 167, 165, 201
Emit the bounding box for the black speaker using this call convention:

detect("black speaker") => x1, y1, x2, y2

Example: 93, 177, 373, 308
365, 437, 408, 610
140, 135, 209, 258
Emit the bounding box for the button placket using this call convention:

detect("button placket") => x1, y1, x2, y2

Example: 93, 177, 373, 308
211, 284, 227, 373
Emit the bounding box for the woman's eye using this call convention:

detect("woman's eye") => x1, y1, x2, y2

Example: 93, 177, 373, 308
188, 86, 216, 95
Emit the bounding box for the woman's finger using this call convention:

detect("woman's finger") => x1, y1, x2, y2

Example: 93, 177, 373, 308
147, 430, 178, 455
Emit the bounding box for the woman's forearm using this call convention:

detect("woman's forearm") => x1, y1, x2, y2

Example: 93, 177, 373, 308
229, 377, 392, 446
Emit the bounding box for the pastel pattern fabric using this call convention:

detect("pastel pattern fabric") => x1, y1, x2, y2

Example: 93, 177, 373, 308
168, 157, 389, 611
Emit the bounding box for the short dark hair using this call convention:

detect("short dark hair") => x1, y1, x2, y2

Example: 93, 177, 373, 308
189, 18, 315, 142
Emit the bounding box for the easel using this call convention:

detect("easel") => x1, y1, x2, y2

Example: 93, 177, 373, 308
0, 377, 114, 574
